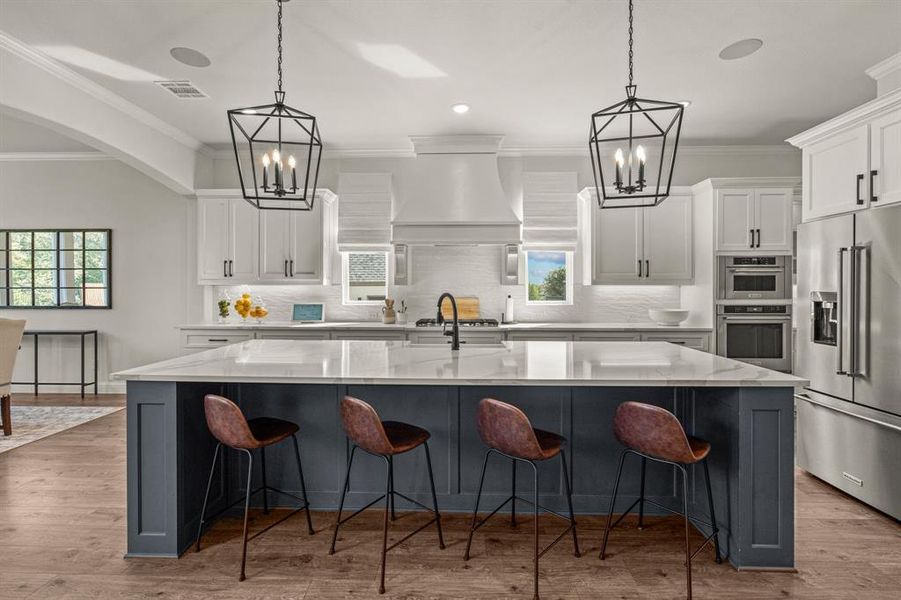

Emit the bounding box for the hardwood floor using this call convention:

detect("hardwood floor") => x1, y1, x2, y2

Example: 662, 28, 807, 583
1, 395, 899, 599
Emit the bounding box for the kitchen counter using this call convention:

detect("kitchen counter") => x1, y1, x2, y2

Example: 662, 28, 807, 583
180, 321, 713, 332
120, 339, 798, 571
115, 339, 802, 387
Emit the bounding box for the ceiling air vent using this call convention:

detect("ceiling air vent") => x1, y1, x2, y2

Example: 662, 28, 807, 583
155, 80, 208, 99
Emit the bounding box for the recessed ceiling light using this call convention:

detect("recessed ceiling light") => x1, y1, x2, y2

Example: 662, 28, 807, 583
718, 38, 763, 61
678, 100, 691, 107
170, 47, 211, 68
452, 103, 470, 114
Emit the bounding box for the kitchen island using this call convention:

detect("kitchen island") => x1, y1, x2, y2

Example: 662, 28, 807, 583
113, 340, 805, 569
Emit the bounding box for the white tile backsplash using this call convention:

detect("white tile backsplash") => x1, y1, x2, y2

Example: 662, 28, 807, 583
220, 246, 684, 323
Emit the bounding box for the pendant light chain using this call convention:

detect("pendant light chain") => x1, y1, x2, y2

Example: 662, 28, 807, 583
276, 0, 284, 93
627, 0, 634, 87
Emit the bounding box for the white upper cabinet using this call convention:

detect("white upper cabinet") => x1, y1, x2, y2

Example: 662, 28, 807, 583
788, 88, 901, 220
715, 186, 793, 254
197, 195, 259, 283
869, 106, 901, 207
642, 193, 693, 282
259, 201, 323, 282
715, 189, 754, 252
802, 124, 870, 220
753, 189, 793, 252
588, 188, 693, 284
197, 189, 334, 285
593, 206, 642, 282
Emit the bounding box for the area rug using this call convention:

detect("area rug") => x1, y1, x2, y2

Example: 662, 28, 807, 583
0, 405, 124, 454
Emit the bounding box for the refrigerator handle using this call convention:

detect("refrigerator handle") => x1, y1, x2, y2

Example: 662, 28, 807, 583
851, 245, 867, 377
836, 247, 848, 375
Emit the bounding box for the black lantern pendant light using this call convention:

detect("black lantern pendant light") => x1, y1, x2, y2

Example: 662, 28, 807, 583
589, 0, 684, 209
228, 0, 322, 211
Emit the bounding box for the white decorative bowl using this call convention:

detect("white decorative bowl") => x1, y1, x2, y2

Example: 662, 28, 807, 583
648, 308, 690, 326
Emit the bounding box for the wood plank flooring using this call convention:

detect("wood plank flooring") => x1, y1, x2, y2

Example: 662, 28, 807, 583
1, 394, 899, 599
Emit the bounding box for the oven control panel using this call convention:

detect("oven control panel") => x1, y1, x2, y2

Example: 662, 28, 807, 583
720, 304, 790, 314
730, 256, 780, 266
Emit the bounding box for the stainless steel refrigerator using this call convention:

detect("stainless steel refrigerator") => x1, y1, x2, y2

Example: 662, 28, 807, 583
796, 205, 901, 520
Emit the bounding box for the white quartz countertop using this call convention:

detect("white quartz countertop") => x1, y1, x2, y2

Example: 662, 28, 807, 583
180, 321, 712, 332
114, 340, 804, 387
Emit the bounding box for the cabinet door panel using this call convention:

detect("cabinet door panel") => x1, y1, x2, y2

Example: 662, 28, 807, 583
755, 189, 793, 253
197, 198, 230, 282
870, 107, 901, 207
572, 332, 641, 341
803, 124, 869, 220
229, 199, 259, 280
259, 209, 291, 280
643, 194, 692, 282
593, 206, 642, 283
290, 203, 323, 281
716, 189, 754, 252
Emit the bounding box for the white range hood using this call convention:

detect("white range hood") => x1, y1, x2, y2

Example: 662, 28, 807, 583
390, 135, 522, 246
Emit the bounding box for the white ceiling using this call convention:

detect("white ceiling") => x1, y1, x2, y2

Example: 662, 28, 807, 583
1, 0, 899, 152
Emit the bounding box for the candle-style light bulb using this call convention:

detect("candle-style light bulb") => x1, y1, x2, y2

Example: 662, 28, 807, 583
636, 145, 646, 184
288, 155, 297, 191
614, 148, 624, 187
261, 153, 271, 189
272, 149, 282, 188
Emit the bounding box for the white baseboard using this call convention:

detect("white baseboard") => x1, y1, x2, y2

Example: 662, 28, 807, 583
10, 381, 126, 395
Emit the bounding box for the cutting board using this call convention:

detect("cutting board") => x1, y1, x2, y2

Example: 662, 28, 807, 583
440, 297, 480, 320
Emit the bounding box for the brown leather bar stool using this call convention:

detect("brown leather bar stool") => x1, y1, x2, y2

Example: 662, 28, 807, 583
464, 398, 579, 600
600, 401, 721, 600
195, 394, 314, 581
329, 395, 445, 595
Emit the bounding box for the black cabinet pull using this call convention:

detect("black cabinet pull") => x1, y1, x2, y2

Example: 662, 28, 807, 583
749, 228, 754, 248
870, 170, 878, 202
284, 259, 288, 277
289, 259, 294, 277
645, 259, 650, 278
856, 173, 864, 205
223, 260, 227, 278
637, 259, 642, 277
207, 338, 229, 343
756, 228, 761, 248
228, 260, 233, 277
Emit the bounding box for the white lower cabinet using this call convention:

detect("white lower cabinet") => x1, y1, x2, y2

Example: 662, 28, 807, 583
506, 331, 573, 341
180, 329, 254, 354
332, 331, 406, 341
408, 331, 505, 345
256, 331, 331, 340
572, 332, 642, 342
641, 333, 709, 352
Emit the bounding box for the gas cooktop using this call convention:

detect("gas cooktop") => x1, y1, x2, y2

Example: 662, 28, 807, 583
415, 318, 500, 327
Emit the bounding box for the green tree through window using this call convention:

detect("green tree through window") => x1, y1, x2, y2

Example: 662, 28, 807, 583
527, 251, 569, 303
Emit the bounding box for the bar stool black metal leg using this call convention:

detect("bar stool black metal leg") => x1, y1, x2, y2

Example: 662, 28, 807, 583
703, 458, 722, 563
388, 456, 396, 521
260, 446, 269, 515
379, 456, 391, 595
464, 450, 491, 561
329, 444, 357, 555
423, 442, 445, 549
560, 449, 580, 557
511, 457, 517, 526
195, 443, 221, 552
239, 449, 254, 582
600, 449, 628, 560
80, 333, 85, 399
679, 465, 692, 600
93, 332, 98, 395
637, 455, 647, 529
291, 434, 315, 535
530, 460, 540, 600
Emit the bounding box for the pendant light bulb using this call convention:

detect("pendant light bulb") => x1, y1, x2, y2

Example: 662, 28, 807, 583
636, 145, 646, 164
288, 155, 297, 169
614, 148, 625, 167
261, 153, 271, 167
271, 149, 281, 164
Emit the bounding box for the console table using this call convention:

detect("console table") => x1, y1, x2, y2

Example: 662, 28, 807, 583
13, 330, 98, 397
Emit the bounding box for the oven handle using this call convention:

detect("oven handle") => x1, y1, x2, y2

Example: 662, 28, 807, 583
725, 267, 785, 274
718, 315, 792, 322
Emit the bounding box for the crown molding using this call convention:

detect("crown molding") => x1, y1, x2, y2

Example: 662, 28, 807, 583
0, 29, 211, 154
866, 52, 901, 82
0, 151, 114, 162
690, 176, 802, 193
787, 88, 901, 148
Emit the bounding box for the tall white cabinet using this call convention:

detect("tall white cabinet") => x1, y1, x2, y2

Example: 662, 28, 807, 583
788, 89, 901, 220
582, 188, 693, 284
